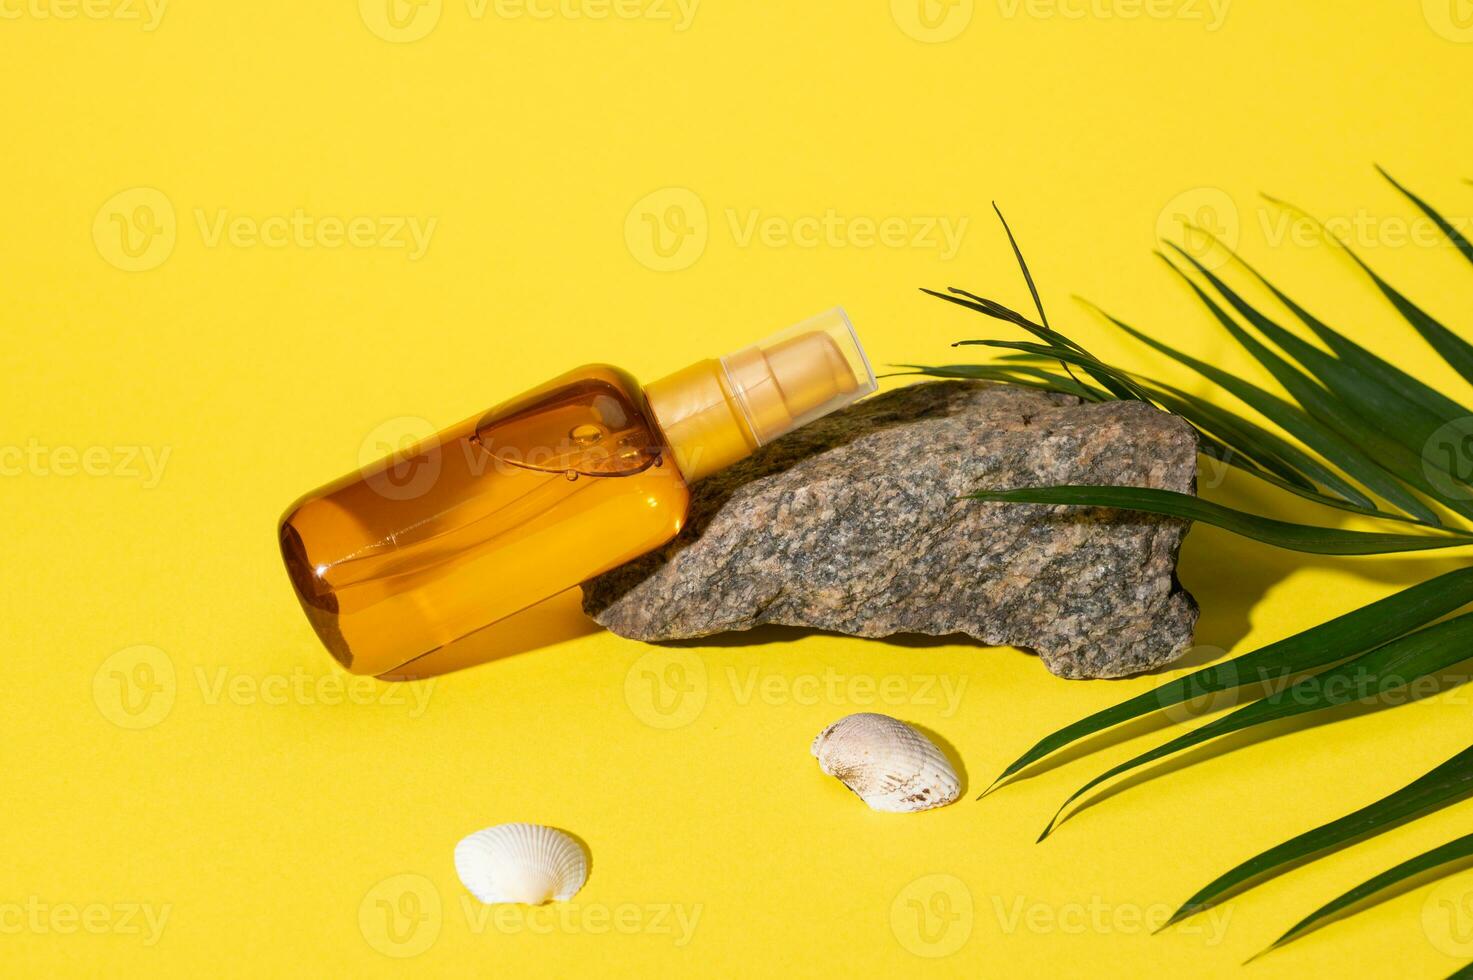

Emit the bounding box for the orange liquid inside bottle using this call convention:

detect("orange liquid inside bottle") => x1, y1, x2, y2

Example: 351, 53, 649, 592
279, 310, 876, 676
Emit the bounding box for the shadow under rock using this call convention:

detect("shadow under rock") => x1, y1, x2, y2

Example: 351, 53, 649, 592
659, 625, 987, 650
1180, 523, 1472, 658
1181, 470, 1473, 655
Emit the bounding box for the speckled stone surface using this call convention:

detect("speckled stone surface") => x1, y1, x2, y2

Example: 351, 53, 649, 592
582, 381, 1199, 679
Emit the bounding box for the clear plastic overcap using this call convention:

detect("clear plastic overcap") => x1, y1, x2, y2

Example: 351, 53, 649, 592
643, 308, 878, 482
720, 308, 877, 446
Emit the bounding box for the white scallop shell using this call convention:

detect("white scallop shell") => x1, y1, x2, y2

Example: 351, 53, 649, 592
454, 823, 588, 905
810, 713, 960, 813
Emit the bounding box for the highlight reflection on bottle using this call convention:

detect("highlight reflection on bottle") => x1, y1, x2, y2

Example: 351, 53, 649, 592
279, 309, 876, 676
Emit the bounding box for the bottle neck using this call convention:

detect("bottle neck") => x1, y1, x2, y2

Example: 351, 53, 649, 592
643, 359, 759, 483
643, 312, 876, 483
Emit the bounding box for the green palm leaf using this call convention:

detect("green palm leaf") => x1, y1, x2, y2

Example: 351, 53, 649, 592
1136, 381, 1343, 498
1089, 306, 1408, 512
928, 183, 1473, 960
1153, 255, 1446, 523
992, 351, 1323, 491
923, 288, 1140, 401
1038, 616, 1473, 842
1257, 831, 1473, 958
951, 339, 1157, 402
923, 262, 1460, 519
1165, 744, 1473, 928
1166, 243, 1473, 518
1222, 242, 1473, 422
1377, 167, 1473, 266
977, 335, 1380, 504
1180, 220, 1473, 425
987, 567, 1473, 789
965, 486, 1473, 554
911, 356, 1439, 522
1262, 195, 1473, 386
891, 363, 1110, 401
988, 348, 1448, 520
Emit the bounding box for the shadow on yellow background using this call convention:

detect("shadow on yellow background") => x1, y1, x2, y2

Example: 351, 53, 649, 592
381, 589, 601, 680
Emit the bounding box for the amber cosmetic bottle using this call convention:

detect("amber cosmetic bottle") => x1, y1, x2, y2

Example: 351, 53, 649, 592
278, 309, 876, 676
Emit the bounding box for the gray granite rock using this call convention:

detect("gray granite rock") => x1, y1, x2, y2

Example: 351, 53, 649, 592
582, 381, 1199, 679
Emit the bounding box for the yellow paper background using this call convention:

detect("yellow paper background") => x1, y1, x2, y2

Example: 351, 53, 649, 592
6, 1, 1473, 975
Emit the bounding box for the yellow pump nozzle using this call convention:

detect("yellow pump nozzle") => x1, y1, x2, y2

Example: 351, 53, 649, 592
644, 309, 876, 483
